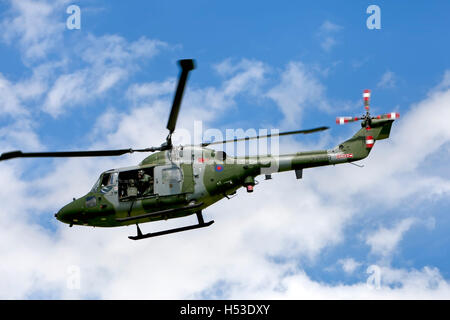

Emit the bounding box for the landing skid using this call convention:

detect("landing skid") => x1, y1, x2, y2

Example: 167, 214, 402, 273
128, 212, 214, 240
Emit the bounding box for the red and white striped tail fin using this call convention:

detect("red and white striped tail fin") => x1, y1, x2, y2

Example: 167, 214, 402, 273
365, 135, 374, 148
363, 89, 371, 111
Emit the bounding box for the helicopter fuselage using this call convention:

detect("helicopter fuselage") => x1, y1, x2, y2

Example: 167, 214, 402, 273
55, 144, 346, 228
55, 119, 395, 229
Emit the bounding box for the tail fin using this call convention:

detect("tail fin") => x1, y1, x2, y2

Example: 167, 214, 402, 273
337, 119, 394, 161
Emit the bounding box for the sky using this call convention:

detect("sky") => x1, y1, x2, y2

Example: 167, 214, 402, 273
0, 0, 450, 299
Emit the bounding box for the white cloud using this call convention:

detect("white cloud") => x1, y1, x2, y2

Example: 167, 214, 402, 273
231, 265, 450, 299
126, 79, 176, 105
266, 61, 326, 128
321, 37, 337, 52
96, 68, 127, 94
213, 58, 237, 76
338, 258, 362, 274
0, 119, 42, 151
0, 61, 58, 119
0, 0, 69, 61
43, 70, 89, 116
42, 34, 168, 117
432, 70, 450, 92
0, 73, 28, 117
1, 1, 169, 118
319, 21, 343, 33
80, 34, 166, 68
317, 21, 343, 52
221, 59, 267, 97
365, 218, 416, 259
351, 56, 371, 69
377, 70, 396, 88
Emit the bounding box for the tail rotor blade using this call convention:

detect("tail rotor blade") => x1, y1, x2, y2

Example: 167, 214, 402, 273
373, 112, 400, 120
336, 116, 360, 125
363, 89, 371, 111
384, 112, 400, 119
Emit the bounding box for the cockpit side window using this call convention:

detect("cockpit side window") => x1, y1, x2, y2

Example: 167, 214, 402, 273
101, 173, 111, 187
90, 172, 118, 194
99, 172, 118, 194
109, 172, 118, 185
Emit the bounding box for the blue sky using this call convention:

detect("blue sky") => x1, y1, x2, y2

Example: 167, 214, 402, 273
1, 0, 450, 299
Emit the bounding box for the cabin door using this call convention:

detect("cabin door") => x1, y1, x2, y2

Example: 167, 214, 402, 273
154, 164, 183, 196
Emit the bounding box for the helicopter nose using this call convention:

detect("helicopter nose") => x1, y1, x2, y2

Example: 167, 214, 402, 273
55, 205, 72, 224
55, 199, 83, 225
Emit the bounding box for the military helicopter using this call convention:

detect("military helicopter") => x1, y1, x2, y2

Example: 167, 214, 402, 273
0, 59, 399, 240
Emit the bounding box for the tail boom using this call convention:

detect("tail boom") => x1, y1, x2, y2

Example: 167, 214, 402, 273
253, 119, 395, 175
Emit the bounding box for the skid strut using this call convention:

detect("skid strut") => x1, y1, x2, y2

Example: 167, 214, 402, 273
128, 211, 214, 240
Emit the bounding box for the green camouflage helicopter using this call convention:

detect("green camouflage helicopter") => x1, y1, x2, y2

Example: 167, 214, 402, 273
0, 59, 399, 240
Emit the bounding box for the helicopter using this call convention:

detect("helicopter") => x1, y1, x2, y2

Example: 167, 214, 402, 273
0, 59, 399, 240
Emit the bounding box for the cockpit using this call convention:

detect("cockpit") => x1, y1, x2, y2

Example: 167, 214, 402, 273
90, 171, 118, 193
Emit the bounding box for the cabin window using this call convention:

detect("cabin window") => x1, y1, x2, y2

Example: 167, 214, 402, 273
215, 151, 227, 161
118, 168, 154, 201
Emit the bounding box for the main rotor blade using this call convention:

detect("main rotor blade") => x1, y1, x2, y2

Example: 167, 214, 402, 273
166, 59, 195, 134
0, 148, 158, 162
201, 126, 329, 147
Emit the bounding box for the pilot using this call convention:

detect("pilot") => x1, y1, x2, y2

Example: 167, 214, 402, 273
137, 169, 153, 196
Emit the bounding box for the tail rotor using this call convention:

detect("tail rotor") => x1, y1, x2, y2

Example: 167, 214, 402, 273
336, 89, 400, 149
